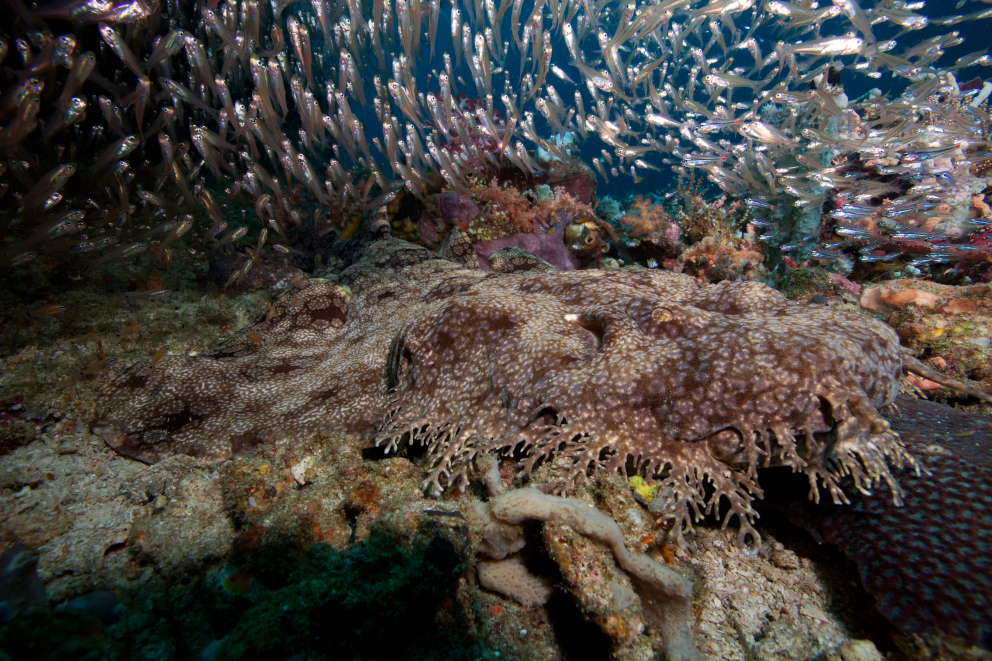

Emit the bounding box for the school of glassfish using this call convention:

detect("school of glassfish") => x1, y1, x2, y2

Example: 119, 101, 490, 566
0, 0, 990, 283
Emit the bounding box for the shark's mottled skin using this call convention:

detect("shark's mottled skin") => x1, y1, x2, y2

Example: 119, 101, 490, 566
771, 395, 992, 648
96, 208, 915, 553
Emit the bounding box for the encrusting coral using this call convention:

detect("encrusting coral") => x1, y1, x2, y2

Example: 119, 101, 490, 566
92, 207, 968, 562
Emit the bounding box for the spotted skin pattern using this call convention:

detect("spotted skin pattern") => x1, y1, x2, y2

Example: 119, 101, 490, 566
780, 396, 992, 647
96, 210, 915, 554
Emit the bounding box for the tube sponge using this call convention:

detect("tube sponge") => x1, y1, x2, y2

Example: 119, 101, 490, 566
477, 557, 554, 607
488, 488, 700, 661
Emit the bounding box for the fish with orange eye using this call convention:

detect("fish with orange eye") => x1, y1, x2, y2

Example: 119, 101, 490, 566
564, 216, 610, 264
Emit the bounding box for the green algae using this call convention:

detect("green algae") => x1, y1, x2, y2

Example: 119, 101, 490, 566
0, 608, 120, 661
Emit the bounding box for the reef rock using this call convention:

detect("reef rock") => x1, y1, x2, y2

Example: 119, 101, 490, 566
860, 280, 992, 317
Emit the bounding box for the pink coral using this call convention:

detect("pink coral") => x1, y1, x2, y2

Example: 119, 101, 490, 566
828, 272, 861, 297
436, 192, 481, 228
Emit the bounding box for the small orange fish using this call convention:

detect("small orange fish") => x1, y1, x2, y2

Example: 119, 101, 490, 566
660, 544, 676, 565
218, 294, 225, 306
247, 332, 264, 343
264, 302, 274, 323
119, 323, 145, 338
149, 346, 169, 367
80, 358, 114, 375
29, 304, 66, 317
71, 333, 99, 344
289, 274, 308, 288
222, 572, 256, 595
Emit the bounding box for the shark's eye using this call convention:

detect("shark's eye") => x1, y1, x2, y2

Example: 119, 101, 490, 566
626, 299, 705, 339
650, 307, 674, 323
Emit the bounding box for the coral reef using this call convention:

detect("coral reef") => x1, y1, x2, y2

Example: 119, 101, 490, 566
486, 487, 697, 660
597, 197, 624, 224
475, 214, 581, 271
860, 279, 992, 401
536, 155, 599, 205
418, 177, 606, 269
562, 217, 612, 267
192, 527, 469, 660
779, 267, 832, 301
477, 556, 553, 607
436, 191, 482, 229
659, 180, 767, 283
1, 321, 989, 657
674, 233, 766, 283
673, 184, 749, 247
3, 0, 992, 653
0, 416, 905, 661
470, 179, 597, 242
778, 266, 862, 302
